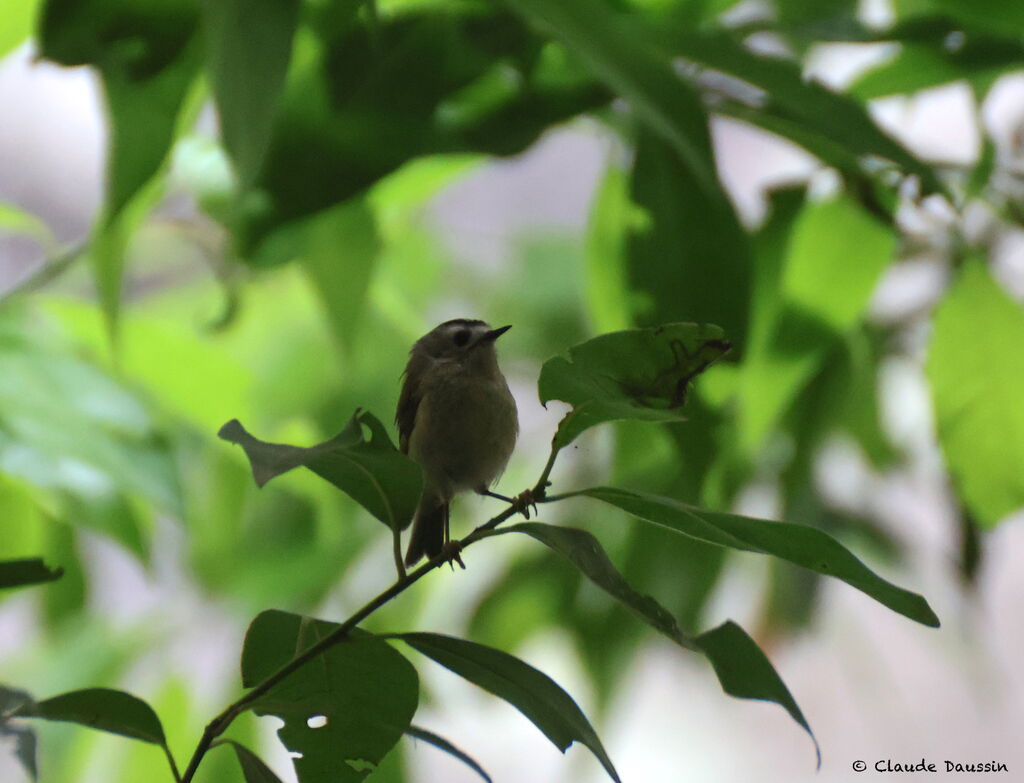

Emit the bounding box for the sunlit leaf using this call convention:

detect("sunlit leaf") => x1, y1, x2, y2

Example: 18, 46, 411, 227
578, 487, 940, 626
241, 611, 418, 783
219, 409, 422, 530
202, 0, 299, 188
927, 257, 1024, 527
0, 558, 63, 589
405, 725, 492, 783
538, 323, 730, 447
398, 632, 620, 783
738, 194, 895, 453
15, 687, 166, 745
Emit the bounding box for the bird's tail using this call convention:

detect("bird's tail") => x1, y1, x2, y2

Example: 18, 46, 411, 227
404, 492, 448, 566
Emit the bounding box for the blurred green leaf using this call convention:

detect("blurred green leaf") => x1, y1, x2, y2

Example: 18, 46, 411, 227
627, 129, 752, 341
0, 201, 54, 250
538, 322, 731, 447
241, 610, 418, 783
0, 0, 39, 59
16, 687, 166, 745
221, 740, 285, 783
927, 256, 1024, 527
504, 522, 697, 649
300, 198, 381, 353
202, 0, 299, 187
507, 0, 721, 200
584, 162, 633, 333
405, 725, 492, 783
505, 522, 818, 758
0, 558, 63, 589
663, 27, 944, 194
695, 621, 820, 766
579, 487, 940, 626
398, 632, 620, 783
219, 409, 423, 530
0, 686, 37, 781
925, 0, 1024, 36
738, 195, 895, 453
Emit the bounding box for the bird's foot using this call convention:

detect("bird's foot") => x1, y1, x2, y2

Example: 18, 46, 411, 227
440, 541, 466, 570
511, 483, 547, 519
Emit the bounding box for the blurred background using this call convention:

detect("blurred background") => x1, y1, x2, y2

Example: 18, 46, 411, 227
2, 0, 1024, 780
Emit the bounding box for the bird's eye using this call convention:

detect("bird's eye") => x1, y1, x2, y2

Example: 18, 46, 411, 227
452, 330, 471, 347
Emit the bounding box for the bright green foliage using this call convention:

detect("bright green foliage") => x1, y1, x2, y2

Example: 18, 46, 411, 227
219, 409, 422, 530
539, 322, 731, 446
16, 688, 167, 745
580, 487, 940, 627
399, 632, 620, 783
928, 258, 1024, 527
404, 726, 492, 783
0, 558, 63, 589
738, 195, 896, 453
242, 611, 418, 783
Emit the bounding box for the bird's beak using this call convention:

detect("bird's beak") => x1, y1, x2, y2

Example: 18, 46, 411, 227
480, 325, 512, 343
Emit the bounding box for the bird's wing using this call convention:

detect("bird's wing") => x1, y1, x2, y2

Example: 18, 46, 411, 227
396, 354, 428, 454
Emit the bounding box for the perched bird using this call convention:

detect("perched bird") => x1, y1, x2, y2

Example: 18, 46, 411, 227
397, 319, 519, 565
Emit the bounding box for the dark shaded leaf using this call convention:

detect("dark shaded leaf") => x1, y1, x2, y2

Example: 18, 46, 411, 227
0, 686, 38, 781
397, 632, 620, 783
406, 725, 492, 783
695, 621, 820, 767
927, 256, 1024, 527
221, 740, 286, 783
502, 523, 696, 649
219, 409, 422, 530
627, 129, 752, 344
202, 0, 299, 187
579, 487, 940, 627
15, 687, 166, 745
241, 610, 418, 783
538, 323, 731, 447
0, 558, 63, 589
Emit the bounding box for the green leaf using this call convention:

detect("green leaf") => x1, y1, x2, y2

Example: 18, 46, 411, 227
0, 558, 64, 589
0, 0, 40, 59
0, 686, 38, 781
405, 725, 492, 783
505, 0, 721, 201
627, 129, 753, 341
503, 523, 818, 759
927, 257, 1024, 527
15, 687, 166, 745
538, 322, 731, 447
219, 409, 423, 530
221, 740, 285, 783
695, 621, 820, 767
397, 632, 620, 783
503, 523, 697, 649
0, 200, 54, 250
201, 0, 299, 187
300, 198, 381, 353
663, 27, 943, 194
926, 0, 1024, 37
583, 162, 633, 334
579, 487, 940, 627
241, 610, 419, 783
738, 195, 896, 453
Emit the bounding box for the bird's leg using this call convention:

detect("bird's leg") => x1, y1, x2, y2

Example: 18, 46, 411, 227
479, 487, 543, 520
441, 505, 465, 569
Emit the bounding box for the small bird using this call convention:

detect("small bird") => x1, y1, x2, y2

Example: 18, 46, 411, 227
397, 319, 519, 566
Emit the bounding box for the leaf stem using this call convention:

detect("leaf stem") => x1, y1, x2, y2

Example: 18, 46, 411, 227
163, 743, 183, 783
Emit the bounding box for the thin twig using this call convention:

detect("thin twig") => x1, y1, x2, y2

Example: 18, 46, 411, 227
180, 439, 562, 783
0, 241, 87, 304
162, 743, 183, 783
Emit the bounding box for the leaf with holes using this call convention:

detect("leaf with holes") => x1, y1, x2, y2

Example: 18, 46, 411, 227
539, 323, 730, 447
219, 409, 422, 530
241, 610, 418, 783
